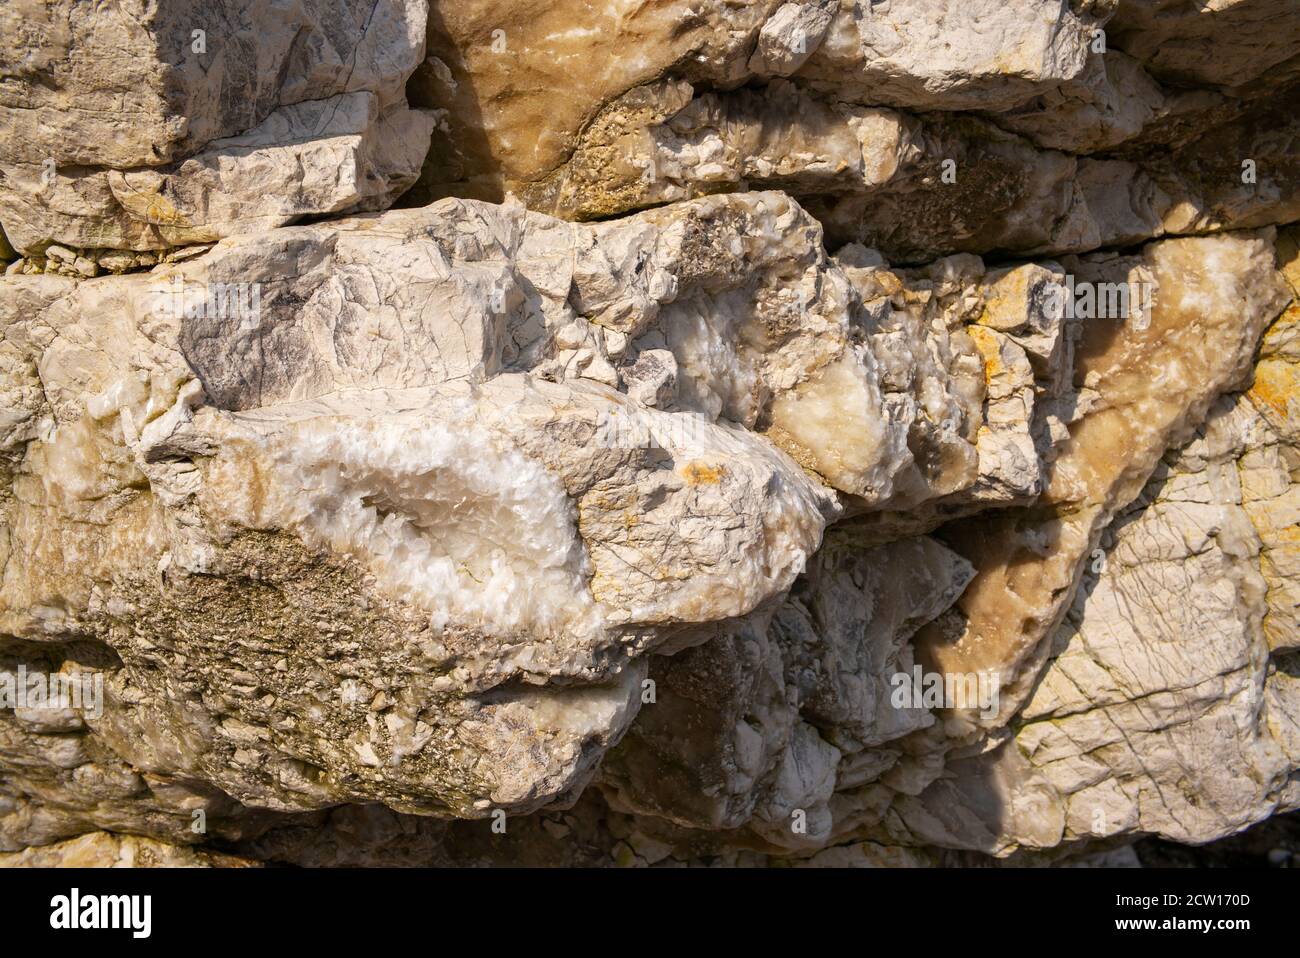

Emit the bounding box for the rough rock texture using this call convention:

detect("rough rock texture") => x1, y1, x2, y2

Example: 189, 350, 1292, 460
1, 0, 1299, 868
0, 0, 434, 257
0, 830, 257, 867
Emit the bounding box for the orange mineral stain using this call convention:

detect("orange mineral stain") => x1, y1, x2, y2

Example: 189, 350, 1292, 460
681, 461, 725, 485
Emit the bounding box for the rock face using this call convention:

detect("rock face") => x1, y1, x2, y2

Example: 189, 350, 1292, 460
0, 0, 434, 257
0, 0, 1297, 867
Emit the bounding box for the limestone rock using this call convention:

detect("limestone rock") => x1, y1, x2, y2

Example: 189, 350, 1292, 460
407, 0, 787, 203
0, 831, 258, 867
791, 0, 1111, 112
1108, 0, 1300, 88
0, 96, 435, 254
2, 0, 1299, 871
601, 533, 975, 850
410, 0, 1112, 203
1, 0, 427, 168
0, 197, 840, 831
516, 76, 1299, 263
918, 231, 1290, 720
1014, 392, 1300, 848
0, 0, 434, 255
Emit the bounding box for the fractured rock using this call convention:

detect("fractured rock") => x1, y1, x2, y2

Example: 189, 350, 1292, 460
0, 0, 435, 255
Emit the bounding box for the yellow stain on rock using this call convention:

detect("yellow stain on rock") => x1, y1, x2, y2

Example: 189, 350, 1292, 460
966, 324, 1003, 385
681, 461, 725, 485
1276, 525, 1300, 543
1260, 302, 1300, 356
1247, 357, 1299, 421
143, 194, 191, 227
110, 178, 193, 228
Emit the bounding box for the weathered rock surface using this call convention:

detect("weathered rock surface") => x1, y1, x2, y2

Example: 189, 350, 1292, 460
0, 830, 257, 867
0, 0, 434, 256
2, 0, 1299, 868
1108, 0, 1300, 89
516, 78, 1299, 262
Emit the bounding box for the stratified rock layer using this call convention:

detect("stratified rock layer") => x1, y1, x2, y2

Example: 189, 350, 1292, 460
0, 0, 434, 257
1, 0, 1298, 867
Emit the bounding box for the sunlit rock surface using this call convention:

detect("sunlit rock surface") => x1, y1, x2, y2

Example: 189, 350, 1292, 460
0, 830, 258, 868
1, 0, 1298, 867
0, 0, 434, 256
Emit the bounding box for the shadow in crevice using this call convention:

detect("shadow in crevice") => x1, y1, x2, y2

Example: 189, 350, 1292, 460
399, 3, 502, 208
